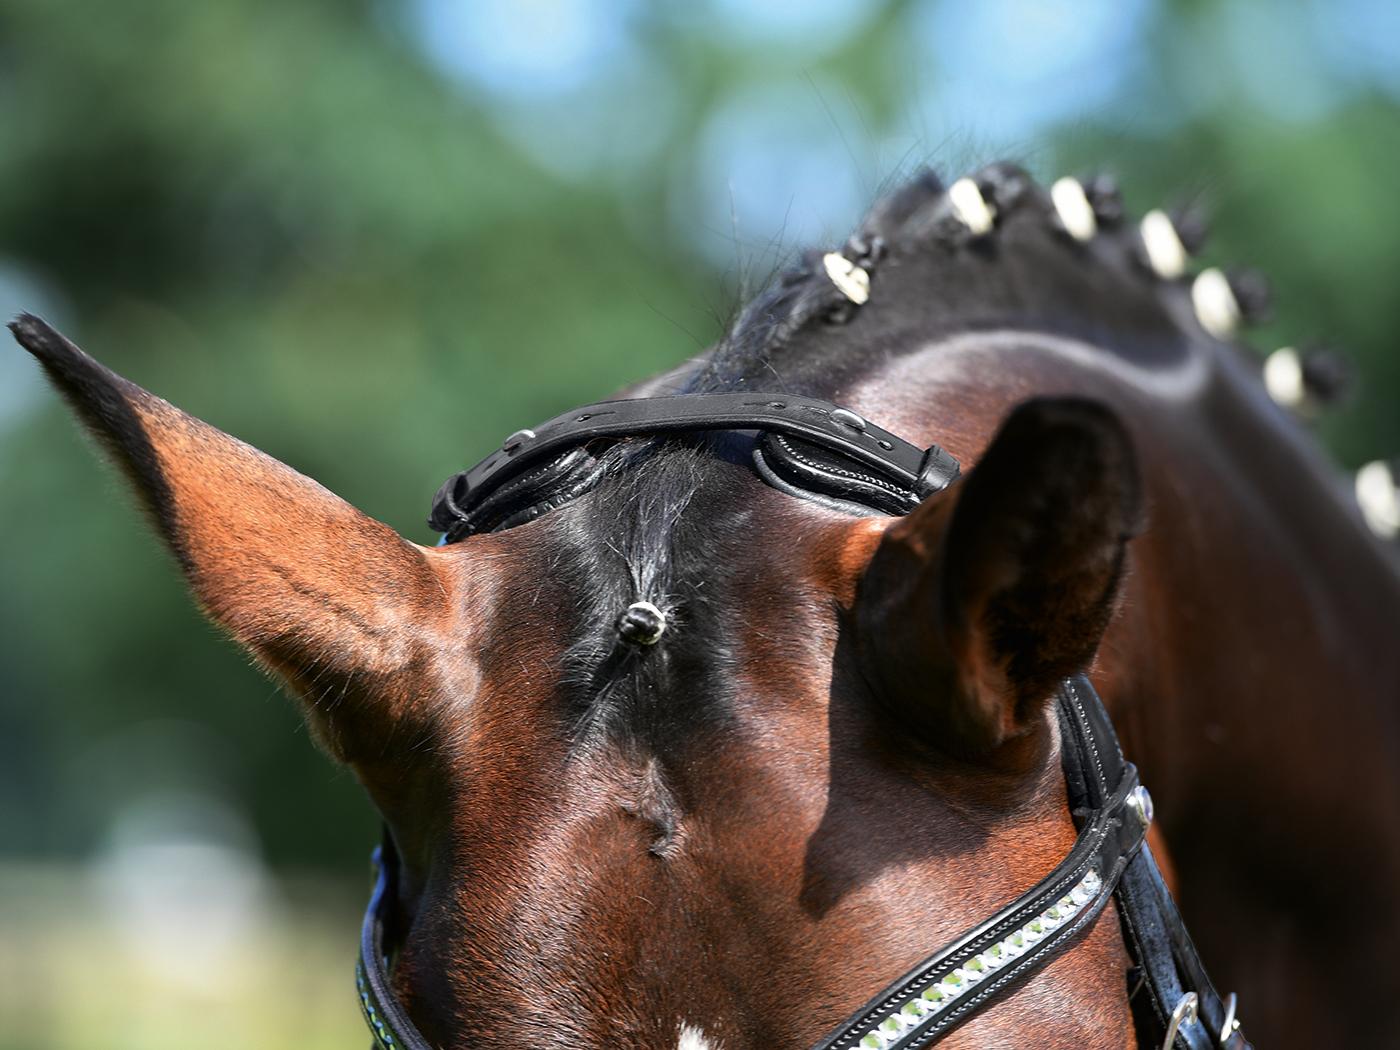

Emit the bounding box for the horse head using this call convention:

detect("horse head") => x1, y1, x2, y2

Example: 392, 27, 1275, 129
16, 164, 1396, 1047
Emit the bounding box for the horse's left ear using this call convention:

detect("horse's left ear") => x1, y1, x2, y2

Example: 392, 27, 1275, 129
856, 397, 1143, 758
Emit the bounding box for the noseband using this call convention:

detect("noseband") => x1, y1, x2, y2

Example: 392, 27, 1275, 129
357, 393, 1248, 1049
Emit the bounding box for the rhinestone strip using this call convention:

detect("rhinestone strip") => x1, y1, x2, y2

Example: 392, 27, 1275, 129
357, 961, 399, 1049
853, 867, 1102, 1049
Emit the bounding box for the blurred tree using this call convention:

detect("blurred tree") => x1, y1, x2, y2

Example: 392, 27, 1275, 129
1, 0, 1396, 873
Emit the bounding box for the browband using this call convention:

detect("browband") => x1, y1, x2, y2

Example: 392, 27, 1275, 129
429, 393, 962, 540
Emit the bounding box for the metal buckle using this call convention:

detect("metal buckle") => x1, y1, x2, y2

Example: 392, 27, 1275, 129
1219, 992, 1241, 1045
1161, 992, 1198, 1049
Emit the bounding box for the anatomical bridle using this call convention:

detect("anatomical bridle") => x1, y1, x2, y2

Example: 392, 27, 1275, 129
356, 393, 1250, 1049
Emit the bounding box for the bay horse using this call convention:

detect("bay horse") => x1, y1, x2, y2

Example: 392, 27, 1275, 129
13, 165, 1400, 1048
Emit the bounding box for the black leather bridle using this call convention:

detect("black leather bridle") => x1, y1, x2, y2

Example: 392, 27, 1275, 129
357, 393, 1249, 1050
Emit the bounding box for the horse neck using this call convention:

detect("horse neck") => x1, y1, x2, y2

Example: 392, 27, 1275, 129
1118, 341, 1400, 866
1104, 341, 1400, 772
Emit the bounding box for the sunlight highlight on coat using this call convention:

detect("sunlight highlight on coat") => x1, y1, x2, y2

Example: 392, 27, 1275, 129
852, 328, 1211, 412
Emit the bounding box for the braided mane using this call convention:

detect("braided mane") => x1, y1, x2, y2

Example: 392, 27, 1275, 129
690, 163, 1279, 400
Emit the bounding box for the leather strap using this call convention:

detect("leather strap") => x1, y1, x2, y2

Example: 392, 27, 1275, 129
754, 432, 926, 516
429, 393, 961, 540
358, 841, 432, 1050
1059, 677, 1251, 1050
812, 744, 1146, 1050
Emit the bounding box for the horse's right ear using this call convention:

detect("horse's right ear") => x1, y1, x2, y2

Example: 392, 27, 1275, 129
9, 314, 464, 771
855, 397, 1142, 760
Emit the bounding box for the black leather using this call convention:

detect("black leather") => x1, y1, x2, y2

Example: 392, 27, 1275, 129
429, 393, 961, 540
358, 841, 432, 1050
755, 432, 925, 516
1059, 678, 1251, 1050
812, 738, 1147, 1050
435, 445, 608, 538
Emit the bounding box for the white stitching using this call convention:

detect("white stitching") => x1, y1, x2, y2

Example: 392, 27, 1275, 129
832, 839, 1107, 1043
1065, 680, 1107, 794
773, 434, 908, 497
907, 872, 1118, 1046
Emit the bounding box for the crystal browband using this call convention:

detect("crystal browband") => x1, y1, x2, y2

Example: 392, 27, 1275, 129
853, 868, 1103, 1048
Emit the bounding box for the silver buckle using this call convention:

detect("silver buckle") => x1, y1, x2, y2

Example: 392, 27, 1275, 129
1161, 992, 1198, 1049
1219, 992, 1241, 1045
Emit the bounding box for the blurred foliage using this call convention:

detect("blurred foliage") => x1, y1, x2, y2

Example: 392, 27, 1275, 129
0, 0, 1397, 1040
0, 863, 364, 1049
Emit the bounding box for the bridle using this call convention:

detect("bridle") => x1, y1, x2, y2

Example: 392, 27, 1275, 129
356, 393, 1249, 1050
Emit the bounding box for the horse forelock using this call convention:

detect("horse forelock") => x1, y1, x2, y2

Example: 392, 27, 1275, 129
544, 439, 751, 752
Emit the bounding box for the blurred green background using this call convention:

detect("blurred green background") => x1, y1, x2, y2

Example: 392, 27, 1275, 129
1, 0, 1397, 1046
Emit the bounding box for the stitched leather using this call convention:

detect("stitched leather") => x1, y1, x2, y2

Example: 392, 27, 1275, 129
436, 446, 608, 536
429, 393, 960, 540
1059, 679, 1252, 1050
755, 432, 924, 516
812, 752, 1147, 1050
751, 444, 888, 519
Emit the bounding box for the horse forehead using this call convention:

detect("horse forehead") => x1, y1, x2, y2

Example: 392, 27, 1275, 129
479, 471, 861, 660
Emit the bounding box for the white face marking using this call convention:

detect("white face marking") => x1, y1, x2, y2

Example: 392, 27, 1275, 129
678, 1023, 718, 1050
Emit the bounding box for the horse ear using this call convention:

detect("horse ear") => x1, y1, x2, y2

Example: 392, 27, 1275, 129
10, 314, 456, 766
856, 397, 1142, 758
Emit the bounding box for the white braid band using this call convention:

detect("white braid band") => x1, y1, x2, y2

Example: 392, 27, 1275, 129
625, 600, 667, 644
1263, 347, 1306, 410
1140, 209, 1187, 279
1356, 461, 1400, 540
948, 178, 995, 236
1192, 268, 1241, 339
822, 252, 870, 305
1050, 177, 1097, 242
